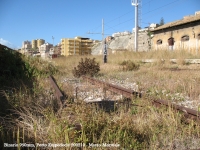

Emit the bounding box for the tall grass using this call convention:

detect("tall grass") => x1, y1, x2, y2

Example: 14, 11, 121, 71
1, 50, 200, 149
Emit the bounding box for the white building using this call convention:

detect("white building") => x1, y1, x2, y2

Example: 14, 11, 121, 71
149, 23, 159, 29
39, 42, 53, 52
21, 40, 32, 53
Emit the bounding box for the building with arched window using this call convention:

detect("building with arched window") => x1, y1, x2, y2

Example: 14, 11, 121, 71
151, 11, 200, 54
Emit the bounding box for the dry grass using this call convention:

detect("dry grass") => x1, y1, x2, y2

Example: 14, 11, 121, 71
1, 50, 200, 149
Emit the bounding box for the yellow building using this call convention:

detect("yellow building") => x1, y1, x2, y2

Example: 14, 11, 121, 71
32, 40, 37, 49
32, 39, 45, 49
61, 37, 93, 56
37, 39, 45, 48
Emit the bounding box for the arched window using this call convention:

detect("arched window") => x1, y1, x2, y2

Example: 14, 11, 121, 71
181, 35, 189, 42
156, 39, 162, 45
168, 37, 174, 46
198, 33, 200, 40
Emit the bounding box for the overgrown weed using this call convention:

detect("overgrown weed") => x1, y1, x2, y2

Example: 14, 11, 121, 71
1, 49, 200, 149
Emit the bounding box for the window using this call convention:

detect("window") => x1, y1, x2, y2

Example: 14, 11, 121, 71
198, 33, 200, 40
168, 38, 174, 46
181, 35, 189, 42
157, 39, 162, 45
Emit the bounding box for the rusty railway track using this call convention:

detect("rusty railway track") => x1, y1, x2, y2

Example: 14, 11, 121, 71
49, 76, 64, 108
82, 75, 142, 99
82, 75, 200, 124
49, 75, 200, 124
153, 99, 200, 123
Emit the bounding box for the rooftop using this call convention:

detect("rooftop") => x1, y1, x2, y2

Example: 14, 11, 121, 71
151, 12, 200, 32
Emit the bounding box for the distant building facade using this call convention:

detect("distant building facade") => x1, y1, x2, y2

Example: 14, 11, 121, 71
61, 37, 93, 56
38, 42, 52, 59
32, 39, 45, 49
151, 11, 200, 54
39, 42, 53, 52
112, 31, 131, 37
48, 43, 61, 59
21, 40, 32, 54
53, 43, 61, 56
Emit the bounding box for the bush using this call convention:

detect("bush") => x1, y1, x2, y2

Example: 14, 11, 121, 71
72, 58, 100, 78
24, 57, 58, 78
0, 45, 26, 80
120, 60, 140, 71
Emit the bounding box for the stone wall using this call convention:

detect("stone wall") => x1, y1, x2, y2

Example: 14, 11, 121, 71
152, 21, 200, 54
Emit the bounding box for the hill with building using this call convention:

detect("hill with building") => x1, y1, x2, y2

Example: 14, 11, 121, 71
18, 11, 200, 57
92, 30, 151, 55
92, 11, 200, 55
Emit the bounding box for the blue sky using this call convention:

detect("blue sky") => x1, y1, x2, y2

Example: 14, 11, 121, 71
0, 0, 199, 49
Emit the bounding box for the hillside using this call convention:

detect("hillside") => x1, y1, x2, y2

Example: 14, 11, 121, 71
92, 32, 150, 55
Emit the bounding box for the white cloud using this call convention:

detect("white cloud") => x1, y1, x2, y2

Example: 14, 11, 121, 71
0, 38, 19, 49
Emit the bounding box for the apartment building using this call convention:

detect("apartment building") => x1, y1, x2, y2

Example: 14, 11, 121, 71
39, 42, 53, 52
32, 39, 45, 49
61, 37, 93, 56
21, 40, 32, 54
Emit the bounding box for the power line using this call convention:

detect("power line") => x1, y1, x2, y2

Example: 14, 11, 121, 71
142, 0, 181, 15
87, 0, 184, 39
104, 24, 118, 33
89, 9, 133, 34
104, 18, 134, 32
104, 0, 154, 25
103, 0, 184, 32
142, 0, 185, 21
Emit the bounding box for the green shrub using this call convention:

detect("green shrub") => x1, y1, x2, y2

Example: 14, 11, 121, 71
23, 57, 58, 78
120, 60, 140, 71
72, 58, 100, 78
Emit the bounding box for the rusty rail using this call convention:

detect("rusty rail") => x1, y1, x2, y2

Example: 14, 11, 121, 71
49, 75, 200, 123
49, 76, 82, 129
49, 76, 64, 107
82, 76, 200, 123
82, 75, 142, 98
152, 99, 200, 123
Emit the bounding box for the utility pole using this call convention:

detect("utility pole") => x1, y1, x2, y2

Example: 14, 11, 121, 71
102, 19, 107, 63
52, 36, 54, 46
132, 0, 139, 52
87, 18, 108, 63
74, 39, 76, 55
102, 19, 104, 44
